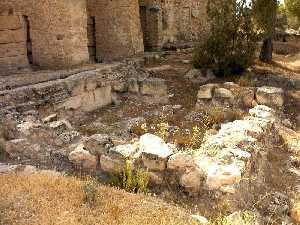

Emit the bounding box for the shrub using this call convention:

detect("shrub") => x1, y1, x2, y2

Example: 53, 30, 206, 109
111, 160, 149, 194
193, 0, 258, 76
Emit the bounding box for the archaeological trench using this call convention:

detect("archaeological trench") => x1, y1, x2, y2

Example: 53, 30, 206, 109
0, 0, 300, 224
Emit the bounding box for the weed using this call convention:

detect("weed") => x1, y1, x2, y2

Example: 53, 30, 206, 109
188, 126, 204, 149
0, 137, 6, 161
206, 146, 220, 157
210, 211, 257, 225
111, 160, 149, 194
82, 178, 98, 205
156, 122, 169, 142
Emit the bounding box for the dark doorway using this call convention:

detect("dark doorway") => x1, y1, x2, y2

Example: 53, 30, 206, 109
23, 16, 33, 64
87, 16, 97, 63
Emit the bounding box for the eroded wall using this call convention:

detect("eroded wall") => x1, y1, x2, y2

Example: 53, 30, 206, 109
139, 0, 208, 49
88, 0, 144, 61
0, 0, 89, 70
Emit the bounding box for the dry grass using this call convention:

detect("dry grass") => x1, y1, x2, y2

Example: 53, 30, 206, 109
0, 174, 197, 225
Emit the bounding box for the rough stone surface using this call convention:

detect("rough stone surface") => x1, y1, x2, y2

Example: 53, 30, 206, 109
0, 0, 89, 70
276, 125, 300, 154
256, 86, 284, 108
197, 84, 217, 99
100, 143, 139, 173
5, 138, 43, 160
83, 134, 112, 156
140, 133, 173, 171
68, 144, 97, 170
167, 152, 193, 171
214, 88, 234, 99
206, 163, 242, 190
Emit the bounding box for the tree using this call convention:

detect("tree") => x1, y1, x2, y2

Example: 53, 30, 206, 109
285, 0, 300, 29
193, 0, 257, 76
252, 0, 278, 62
285, 0, 300, 18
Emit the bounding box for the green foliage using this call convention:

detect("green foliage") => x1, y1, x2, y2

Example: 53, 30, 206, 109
285, 0, 300, 18
285, 0, 300, 29
111, 161, 149, 194
82, 179, 98, 205
193, 0, 257, 76
252, 0, 278, 36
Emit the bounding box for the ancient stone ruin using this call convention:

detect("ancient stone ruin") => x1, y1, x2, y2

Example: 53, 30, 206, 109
1, 1, 300, 224
0, 0, 207, 71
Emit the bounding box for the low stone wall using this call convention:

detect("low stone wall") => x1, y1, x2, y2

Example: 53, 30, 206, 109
3, 101, 299, 196
0, 61, 168, 116
196, 82, 285, 110
67, 105, 277, 194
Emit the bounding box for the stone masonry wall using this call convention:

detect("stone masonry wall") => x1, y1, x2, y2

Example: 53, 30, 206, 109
0, 0, 89, 70
0, 14, 29, 71
87, 0, 144, 61
139, 0, 208, 49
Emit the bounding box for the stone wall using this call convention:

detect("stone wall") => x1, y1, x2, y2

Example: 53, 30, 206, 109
0, 14, 29, 71
87, 0, 144, 61
0, 0, 89, 70
0, 61, 168, 116
139, 0, 208, 49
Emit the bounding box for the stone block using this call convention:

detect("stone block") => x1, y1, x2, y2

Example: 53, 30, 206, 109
84, 134, 112, 156
256, 86, 284, 108
0, 16, 21, 30
214, 88, 234, 99
68, 144, 97, 170
206, 163, 241, 190
140, 133, 173, 171
167, 152, 193, 171
100, 144, 139, 173
0, 29, 25, 44
5, 138, 42, 160
197, 84, 218, 99
0, 42, 26, 57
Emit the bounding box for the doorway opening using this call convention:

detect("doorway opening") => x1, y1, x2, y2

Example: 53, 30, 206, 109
87, 16, 97, 63
23, 16, 33, 64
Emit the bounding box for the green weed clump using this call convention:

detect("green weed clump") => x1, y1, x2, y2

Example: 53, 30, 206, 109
111, 161, 149, 194
82, 178, 98, 205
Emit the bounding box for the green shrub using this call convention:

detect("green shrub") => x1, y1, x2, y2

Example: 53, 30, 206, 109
111, 161, 149, 194
193, 0, 258, 76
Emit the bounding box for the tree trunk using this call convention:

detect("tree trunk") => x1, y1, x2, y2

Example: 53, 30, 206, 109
259, 37, 273, 63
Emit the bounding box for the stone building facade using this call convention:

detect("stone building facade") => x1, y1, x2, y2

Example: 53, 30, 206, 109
0, 0, 207, 71
0, 0, 144, 70
0, 0, 89, 70
139, 0, 207, 50
87, 0, 144, 62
